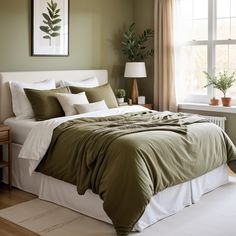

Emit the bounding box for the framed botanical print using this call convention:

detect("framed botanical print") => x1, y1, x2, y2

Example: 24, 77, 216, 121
32, 0, 69, 56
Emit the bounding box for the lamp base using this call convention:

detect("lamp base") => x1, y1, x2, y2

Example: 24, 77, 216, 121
131, 79, 139, 104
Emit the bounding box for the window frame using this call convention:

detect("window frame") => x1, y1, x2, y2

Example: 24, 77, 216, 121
182, 0, 236, 105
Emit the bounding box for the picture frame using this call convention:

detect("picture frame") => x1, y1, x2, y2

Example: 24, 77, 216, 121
32, 0, 69, 56
138, 96, 146, 105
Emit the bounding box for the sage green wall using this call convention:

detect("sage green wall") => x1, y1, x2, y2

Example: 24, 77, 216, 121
133, 0, 154, 103
179, 109, 236, 145
0, 0, 134, 88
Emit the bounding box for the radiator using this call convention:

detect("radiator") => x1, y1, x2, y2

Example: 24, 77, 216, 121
201, 115, 226, 130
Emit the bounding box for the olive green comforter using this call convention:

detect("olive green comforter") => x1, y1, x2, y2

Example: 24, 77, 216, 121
36, 111, 236, 235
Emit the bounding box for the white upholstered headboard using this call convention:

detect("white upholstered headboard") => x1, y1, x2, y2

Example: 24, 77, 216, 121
0, 70, 108, 122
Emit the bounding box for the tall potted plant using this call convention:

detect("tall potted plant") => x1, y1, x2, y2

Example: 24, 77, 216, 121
122, 23, 154, 103
204, 70, 236, 107
122, 23, 154, 62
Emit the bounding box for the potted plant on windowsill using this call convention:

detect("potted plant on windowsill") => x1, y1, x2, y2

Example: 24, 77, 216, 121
115, 89, 126, 104
204, 70, 236, 107
209, 97, 220, 106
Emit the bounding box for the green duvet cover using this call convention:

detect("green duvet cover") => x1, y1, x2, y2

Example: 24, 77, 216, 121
36, 111, 236, 235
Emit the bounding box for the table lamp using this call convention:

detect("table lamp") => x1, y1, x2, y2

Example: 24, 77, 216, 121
124, 62, 147, 104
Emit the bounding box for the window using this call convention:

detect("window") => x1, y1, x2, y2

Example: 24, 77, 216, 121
174, 0, 236, 104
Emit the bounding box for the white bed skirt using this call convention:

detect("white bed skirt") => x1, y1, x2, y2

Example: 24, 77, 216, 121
3, 143, 229, 232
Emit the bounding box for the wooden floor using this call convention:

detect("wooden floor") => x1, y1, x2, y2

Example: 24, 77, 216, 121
0, 183, 39, 236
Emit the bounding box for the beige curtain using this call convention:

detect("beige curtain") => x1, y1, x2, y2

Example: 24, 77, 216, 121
154, 0, 177, 112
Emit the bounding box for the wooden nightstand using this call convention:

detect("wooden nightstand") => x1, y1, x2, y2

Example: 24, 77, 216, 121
0, 125, 12, 190
138, 104, 153, 109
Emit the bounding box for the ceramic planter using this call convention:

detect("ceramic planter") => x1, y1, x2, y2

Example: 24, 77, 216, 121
117, 97, 124, 104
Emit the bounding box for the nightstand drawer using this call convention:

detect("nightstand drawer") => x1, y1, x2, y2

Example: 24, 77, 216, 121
0, 131, 9, 142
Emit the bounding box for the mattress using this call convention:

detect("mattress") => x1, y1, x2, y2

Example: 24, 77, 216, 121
3, 143, 229, 232
4, 117, 38, 145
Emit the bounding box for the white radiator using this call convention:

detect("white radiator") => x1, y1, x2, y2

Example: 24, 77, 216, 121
202, 115, 226, 130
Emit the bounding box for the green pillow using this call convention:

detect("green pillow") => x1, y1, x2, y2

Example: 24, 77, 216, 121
69, 83, 118, 108
24, 87, 70, 121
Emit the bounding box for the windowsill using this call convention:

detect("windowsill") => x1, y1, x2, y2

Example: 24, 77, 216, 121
178, 103, 236, 114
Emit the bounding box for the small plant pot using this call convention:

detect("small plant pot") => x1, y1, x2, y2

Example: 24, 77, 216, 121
221, 97, 232, 107
210, 98, 220, 106
117, 97, 124, 104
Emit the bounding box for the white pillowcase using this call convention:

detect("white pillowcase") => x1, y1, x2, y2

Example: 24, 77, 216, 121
56, 92, 89, 116
9, 80, 56, 119
74, 100, 108, 114
59, 77, 99, 88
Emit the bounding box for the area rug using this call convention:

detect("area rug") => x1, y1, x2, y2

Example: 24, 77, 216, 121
0, 178, 236, 236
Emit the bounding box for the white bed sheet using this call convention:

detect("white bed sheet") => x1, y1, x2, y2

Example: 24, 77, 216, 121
4, 118, 38, 145
3, 143, 229, 232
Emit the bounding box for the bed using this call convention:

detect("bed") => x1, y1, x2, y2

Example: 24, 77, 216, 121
0, 70, 234, 235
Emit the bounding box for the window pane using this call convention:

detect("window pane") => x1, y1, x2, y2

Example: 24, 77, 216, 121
231, 18, 236, 39
229, 45, 236, 69
217, 0, 230, 18
215, 45, 229, 72
228, 45, 236, 97
182, 46, 207, 95
193, 0, 208, 19
231, 0, 236, 17
217, 18, 230, 39
180, 0, 193, 19
192, 19, 208, 40
217, 0, 236, 39
215, 45, 236, 97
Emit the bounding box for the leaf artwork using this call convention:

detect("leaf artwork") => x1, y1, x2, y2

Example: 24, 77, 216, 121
39, 0, 62, 46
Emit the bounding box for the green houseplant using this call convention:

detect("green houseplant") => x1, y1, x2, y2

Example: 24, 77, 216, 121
122, 23, 154, 104
122, 23, 154, 62
204, 70, 236, 106
115, 89, 126, 104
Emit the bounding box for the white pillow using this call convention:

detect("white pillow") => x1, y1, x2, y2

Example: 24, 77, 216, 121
60, 77, 99, 88
56, 92, 89, 116
9, 80, 56, 119
74, 100, 108, 114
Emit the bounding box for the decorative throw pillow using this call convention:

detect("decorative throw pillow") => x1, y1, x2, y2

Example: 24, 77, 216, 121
74, 100, 108, 114
9, 80, 56, 119
69, 83, 118, 108
59, 77, 99, 88
56, 92, 89, 116
24, 87, 70, 121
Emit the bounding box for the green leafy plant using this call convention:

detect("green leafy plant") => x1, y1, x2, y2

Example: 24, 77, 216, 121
204, 70, 236, 97
115, 89, 126, 98
40, 0, 61, 46
122, 23, 154, 62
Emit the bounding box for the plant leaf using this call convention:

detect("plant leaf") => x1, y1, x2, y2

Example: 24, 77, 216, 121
47, 7, 54, 18
42, 13, 51, 22
51, 32, 60, 37
43, 35, 51, 39
52, 25, 61, 31
40, 26, 50, 33
52, 18, 61, 24
55, 9, 60, 14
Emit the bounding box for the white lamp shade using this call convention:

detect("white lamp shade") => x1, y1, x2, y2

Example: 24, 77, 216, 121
124, 62, 147, 78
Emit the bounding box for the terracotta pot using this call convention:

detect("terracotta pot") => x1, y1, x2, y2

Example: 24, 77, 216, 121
210, 98, 220, 106
221, 97, 232, 107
